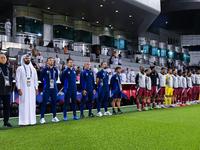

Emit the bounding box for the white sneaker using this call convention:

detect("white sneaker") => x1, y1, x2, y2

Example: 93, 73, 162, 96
97, 112, 103, 117
160, 105, 165, 108
155, 105, 161, 109
104, 111, 112, 116
40, 118, 46, 124
52, 117, 60, 123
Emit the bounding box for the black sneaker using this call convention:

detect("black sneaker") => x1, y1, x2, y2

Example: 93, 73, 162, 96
4, 122, 13, 127
118, 110, 124, 114
80, 114, 85, 119
113, 111, 118, 115
88, 113, 95, 117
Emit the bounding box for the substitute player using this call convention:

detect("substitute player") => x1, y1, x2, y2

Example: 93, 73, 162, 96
135, 66, 147, 111
195, 70, 200, 103
110, 67, 123, 115
96, 61, 112, 117
157, 68, 166, 108
182, 72, 187, 105
191, 69, 196, 104
165, 68, 174, 108
145, 69, 153, 110
80, 62, 96, 119
187, 71, 193, 105
177, 70, 185, 106
150, 66, 158, 108
172, 69, 179, 107
61, 59, 80, 121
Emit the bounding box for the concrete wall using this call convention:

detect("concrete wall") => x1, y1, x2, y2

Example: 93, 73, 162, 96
181, 35, 200, 46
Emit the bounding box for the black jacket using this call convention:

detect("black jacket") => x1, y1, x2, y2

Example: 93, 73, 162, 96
0, 63, 13, 95
150, 71, 158, 86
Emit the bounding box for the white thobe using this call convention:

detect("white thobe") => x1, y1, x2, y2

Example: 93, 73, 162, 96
5, 21, 11, 36
112, 69, 115, 75
93, 67, 98, 82
113, 58, 118, 65
16, 64, 38, 125
106, 68, 111, 73
108, 75, 112, 84
130, 71, 136, 83
121, 73, 126, 83
126, 70, 131, 83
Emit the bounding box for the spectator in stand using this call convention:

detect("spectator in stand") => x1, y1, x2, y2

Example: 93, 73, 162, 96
171, 62, 174, 69
5, 19, 11, 36
113, 56, 118, 65
106, 66, 111, 74
108, 72, 112, 84
98, 65, 101, 71
36, 52, 43, 63
118, 52, 122, 58
130, 69, 135, 83
126, 68, 131, 83
67, 43, 73, 51
167, 60, 170, 69
112, 51, 116, 57
39, 37, 44, 46
154, 61, 156, 65
112, 67, 116, 75
27, 45, 32, 56
121, 70, 126, 83
37, 59, 43, 72
92, 65, 98, 82
31, 58, 37, 70
86, 46, 90, 57
67, 55, 71, 63
136, 57, 140, 63
53, 60, 56, 67
61, 64, 66, 72
32, 45, 38, 58
76, 73, 80, 82
107, 49, 112, 56
24, 35, 30, 44
178, 63, 181, 70
63, 46, 68, 54
45, 60, 48, 67
118, 57, 122, 65
109, 56, 114, 65
96, 49, 100, 59
47, 40, 54, 48
54, 55, 60, 64
183, 65, 187, 71
77, 66, 81, 74
54, 44, 60, 53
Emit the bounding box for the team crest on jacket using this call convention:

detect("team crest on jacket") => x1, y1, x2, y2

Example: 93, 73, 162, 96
74, 71, 76, 73
47, 71, 49, 73
86, 73, 88, 76
68, 71, 70, 74
91, 73, 92, 75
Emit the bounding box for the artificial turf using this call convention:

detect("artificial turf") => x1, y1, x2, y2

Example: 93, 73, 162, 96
1, 105, 200, 150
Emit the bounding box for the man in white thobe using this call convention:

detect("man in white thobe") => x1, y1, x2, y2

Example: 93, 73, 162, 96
130, 69, 136, 83
121, 70, 126, 83
92, 65, 98, 82
113, 56, 118, 65
16, 55, 38, 125
5, 19, 11, 36
125, 68, 131, 83
106, 66, 111, 74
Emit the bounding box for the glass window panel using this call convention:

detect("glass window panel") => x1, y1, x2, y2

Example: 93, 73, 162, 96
53, 25, 74, 40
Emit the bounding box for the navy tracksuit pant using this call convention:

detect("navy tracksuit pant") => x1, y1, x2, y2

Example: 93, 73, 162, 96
80, 91, 93, 115
41, 89, 57, 118
97, 86, 109, 112
63, 90, 77, 117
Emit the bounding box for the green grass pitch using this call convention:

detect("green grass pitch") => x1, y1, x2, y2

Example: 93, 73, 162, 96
1, 105, 200, 150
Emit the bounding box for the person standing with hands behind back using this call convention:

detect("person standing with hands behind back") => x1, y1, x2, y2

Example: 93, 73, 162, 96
0, 54, 13, 127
